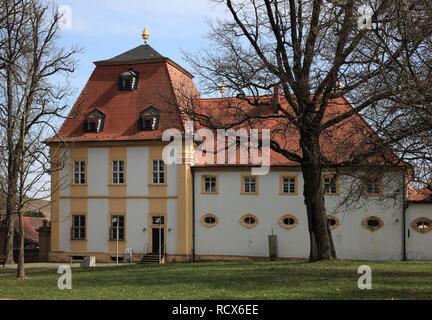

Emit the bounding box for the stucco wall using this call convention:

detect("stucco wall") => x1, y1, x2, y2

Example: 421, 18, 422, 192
406, 203, 432, 260
194, 170, 405, 261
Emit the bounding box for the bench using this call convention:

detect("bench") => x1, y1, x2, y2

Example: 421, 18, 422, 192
0, 255, 6, 267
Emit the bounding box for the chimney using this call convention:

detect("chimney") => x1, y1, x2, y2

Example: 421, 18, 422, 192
273, 85, 280, 102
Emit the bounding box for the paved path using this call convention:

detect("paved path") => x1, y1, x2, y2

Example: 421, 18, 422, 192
2, 262, 135, 269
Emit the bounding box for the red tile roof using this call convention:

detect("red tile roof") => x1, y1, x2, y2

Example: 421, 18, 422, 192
0, 217, 44, 244
409, 187, 432, 203
49, 44, 402, 168
49, 45, 196, 143
193, 96, 401, 167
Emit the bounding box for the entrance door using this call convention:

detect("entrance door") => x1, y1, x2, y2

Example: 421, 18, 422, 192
152, 228, 164, 255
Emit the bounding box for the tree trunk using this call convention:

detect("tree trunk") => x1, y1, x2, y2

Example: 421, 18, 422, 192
4, 208, 14, 264
17, 210, 25, 279
4, 62, 17, 265
4, 155, 18, 264
300, 131, 336, 261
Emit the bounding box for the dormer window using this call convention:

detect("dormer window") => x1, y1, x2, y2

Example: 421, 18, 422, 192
85, 110, 105, 133
119, 69, 138, 91
140, 107, 160, 131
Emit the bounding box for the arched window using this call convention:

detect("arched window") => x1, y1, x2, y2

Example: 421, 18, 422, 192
362, 216, 384, 232
85, 109, 105, 133
140, 107, 160, 131
411, 217, 432, 233
240, 214, 259, 229
119, 69, 138, 91
278, 214, 298, 230
200, 214, 219, 228
327, 216, 340, 230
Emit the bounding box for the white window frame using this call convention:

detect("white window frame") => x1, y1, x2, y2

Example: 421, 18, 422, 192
74, 161, 86, 185
71, 215, 86, 240
112, 160, 125, 184
244, 176, 257, 193
324, 176, 338, 195
152, 160, 165, 184
283, 177, 296, 194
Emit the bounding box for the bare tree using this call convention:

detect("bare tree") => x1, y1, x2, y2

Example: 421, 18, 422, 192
183, 0, 432, 261
0, 0, 80, 277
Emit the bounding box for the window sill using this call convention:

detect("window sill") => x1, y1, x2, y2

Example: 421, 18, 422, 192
201, 192, 219, 195
109, 239, 126, 242
279, 192, 298, 196
148, 183, 168, 187
240, 192, 260, 196
70, 239, 87, 241
72, 184, 88, 187
109, 184, 127, 187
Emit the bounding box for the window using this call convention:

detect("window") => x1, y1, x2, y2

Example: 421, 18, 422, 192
242, 176, 258, 194
152, 160, 165, 184
362, 216, 384, 232
152, 216, 165, 225
112, 160, 125, 184
119, 69, 138, 91
200, 214, 219, 228
141, 107, 160, 131
73, 161, 86, 184
202, 175, 217, 194
327, 216, 340, 230
85, 110, 105, 133
324, 175, 339, 195
366, 178, 382, 194
110, 215, 125, 241
411, 217, 432, 233
278, 214, 298, 230
71, 215, 85, 240
280, 176, 297, 194
240, 214, 259, 229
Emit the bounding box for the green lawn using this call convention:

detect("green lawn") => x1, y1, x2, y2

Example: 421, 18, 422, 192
0, 260, 431, 300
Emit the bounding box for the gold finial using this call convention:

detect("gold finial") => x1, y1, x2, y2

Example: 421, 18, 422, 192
142, 27, 150, 43
219, 86, 225, 95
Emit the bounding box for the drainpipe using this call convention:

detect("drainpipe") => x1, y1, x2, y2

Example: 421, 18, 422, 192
192, 170, 196, 262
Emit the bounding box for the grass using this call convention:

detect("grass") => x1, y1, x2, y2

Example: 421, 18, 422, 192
0, 260, 431, 300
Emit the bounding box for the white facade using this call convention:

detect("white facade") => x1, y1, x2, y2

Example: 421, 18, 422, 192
58, 146, 179, 256
194, 170, 405, 261
55, 146, 432, 261
406, 203, 432, 260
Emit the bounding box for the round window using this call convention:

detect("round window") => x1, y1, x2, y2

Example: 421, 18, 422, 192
278, 215, 298, 230
362, 216, 384, 232
245, 217, 256, 224
200, 214, 218, 228
327, 216, 340, 230
411, 217, 432, 234
240, 214, 259, 229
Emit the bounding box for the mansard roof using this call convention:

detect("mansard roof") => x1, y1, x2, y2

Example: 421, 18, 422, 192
94, 44, 165, 65
49, 44, 198, 143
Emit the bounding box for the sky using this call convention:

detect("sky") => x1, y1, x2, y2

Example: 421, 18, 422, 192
52, 0, 227, 103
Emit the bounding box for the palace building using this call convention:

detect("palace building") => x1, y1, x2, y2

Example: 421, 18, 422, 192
46, 32, 432, 263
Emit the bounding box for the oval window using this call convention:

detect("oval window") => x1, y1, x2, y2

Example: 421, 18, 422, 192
327, 216, 340, 230
411, 217, 432, 234
278, 215, 298, 230
362, 216, 384, 232
240, 214, 259, 229
200, 214, 219, 228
